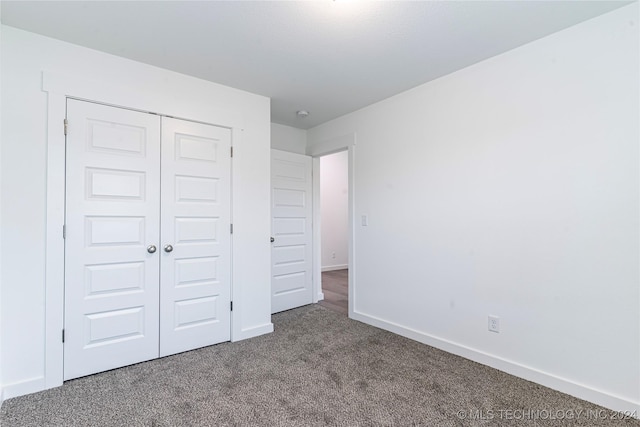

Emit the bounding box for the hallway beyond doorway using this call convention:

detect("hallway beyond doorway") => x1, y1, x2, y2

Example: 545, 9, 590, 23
318, 269, 348, 315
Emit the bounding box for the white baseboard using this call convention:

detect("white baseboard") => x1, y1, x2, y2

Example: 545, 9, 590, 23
316, 291, 325, 302
351, 310, 640, 415
321, 264, 348, 272
2, 376, 46, 400
232, 322, 274, 342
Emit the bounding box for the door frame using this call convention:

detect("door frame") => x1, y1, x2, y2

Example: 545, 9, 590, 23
42, 71, 243, 392
308, 133, 356, 317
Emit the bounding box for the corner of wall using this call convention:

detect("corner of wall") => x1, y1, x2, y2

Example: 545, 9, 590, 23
270, 122, 307, 155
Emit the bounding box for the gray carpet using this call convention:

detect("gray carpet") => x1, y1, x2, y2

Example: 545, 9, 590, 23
1, 304, 638, 426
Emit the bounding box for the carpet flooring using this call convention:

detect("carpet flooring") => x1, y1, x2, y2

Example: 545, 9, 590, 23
1, 304, 638, 426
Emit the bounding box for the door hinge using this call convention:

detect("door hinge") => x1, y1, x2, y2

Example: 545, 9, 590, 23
62, 329, 65, 343
63, 119, 68, 136
230, 146, 233, 158
63, 224, 66, 239
230, 224, 233, 234
230, 301, 233, 311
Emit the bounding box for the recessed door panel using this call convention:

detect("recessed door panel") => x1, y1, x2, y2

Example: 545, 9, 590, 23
273, 218, 306, 236
273, 245, 306, 266
84, 306, 145, 347
85, 216, 145, 247
175, 217, 218, 244
174, 297, 219, 329
86, 168, 145, 200
87, 119, 147, 156
273, 188, 306, 208
175, 257, 219, 287
273, 159, 306, 182
175, 134, 218, 162
175, 176, 219, 203
273, 272, 306, 294
85, 262, 145, 297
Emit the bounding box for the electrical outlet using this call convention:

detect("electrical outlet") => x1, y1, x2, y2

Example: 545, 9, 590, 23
332, 252, 336, 259
488, 315, 500, 333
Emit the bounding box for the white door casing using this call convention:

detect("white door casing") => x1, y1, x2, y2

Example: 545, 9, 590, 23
160, 117, 231, 357
271, 150, 313, 313
64, 100, 161, 380
64, 100, 232, 379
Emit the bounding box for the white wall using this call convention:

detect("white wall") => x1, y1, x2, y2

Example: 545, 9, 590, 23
1, 26, 272, 398
320, 151, 348, 271
271, 122, 307, 154
308, 4, 639, 413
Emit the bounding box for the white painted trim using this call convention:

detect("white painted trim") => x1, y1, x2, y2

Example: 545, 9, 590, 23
2, 377, 46, 400
347, 142, 356, 318
321, 264, 348, 272
42, 71, 246, 394
309, 133, 356, 318
44, 91, 66, 390
42, 72, 243, 128
308, 133, 355, 157
232, 323, 274, 342
312, 157, 323, 303
351, 309, 640, 416
230, 127, 243, 344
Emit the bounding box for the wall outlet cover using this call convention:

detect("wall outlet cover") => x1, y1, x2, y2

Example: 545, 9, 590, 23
488, 315, 500, 333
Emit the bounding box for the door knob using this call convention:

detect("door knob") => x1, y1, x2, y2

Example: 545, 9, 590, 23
147, 245, 157, 254
164, 244, 174, 253
270, 237, 275, 243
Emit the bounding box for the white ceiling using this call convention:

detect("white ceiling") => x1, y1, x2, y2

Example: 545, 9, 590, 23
1, 1, 632, 129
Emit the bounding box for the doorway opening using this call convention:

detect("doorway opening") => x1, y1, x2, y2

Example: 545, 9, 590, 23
317, 150, 349, 315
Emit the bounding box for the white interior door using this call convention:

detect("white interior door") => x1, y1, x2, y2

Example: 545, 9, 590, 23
271, 149, 313, 313
64, 99, 161, 380
65, 100, 232, 379
160, 117, 231, 357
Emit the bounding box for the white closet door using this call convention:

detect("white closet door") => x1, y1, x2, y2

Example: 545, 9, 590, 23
271, 149, 313, 313
64, 99, 161, 380
159, 117, 231, 357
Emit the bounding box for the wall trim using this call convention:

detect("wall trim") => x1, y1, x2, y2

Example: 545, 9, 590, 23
2, 377, 46, 401
312, 157, 322, 304
351, 309, 640, 415
321, 264, 348, 272
309, 132, 356, 318
308, 133, 355, 157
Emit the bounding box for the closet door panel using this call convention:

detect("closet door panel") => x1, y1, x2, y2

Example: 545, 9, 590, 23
160, 117, 231, 357
64, 99, 161, 380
